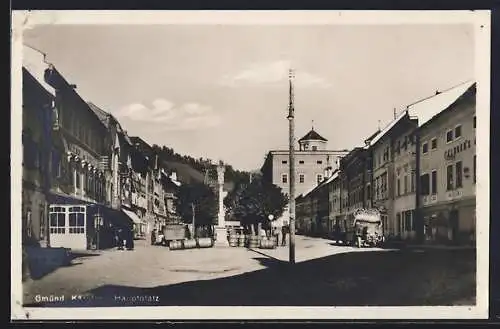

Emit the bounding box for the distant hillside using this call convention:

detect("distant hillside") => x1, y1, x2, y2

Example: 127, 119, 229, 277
148, 144, 250, 192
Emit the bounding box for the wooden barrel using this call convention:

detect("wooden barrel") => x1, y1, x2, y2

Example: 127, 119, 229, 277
229, 233, 238, 247
248, 234, 259, 248
237, 234, 245, 247
197, 237, 213, 248
259, 238, 276, 249
183, 239, 197, 249
169, 240, 184, 250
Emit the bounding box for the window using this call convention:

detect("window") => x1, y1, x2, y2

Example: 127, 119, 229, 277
317, 174, 323, 184
395, 140, 401, 155
366, 184, 371, 200
446, 164, 454, 191
431, 170, 437, 195
397, 178, 401, 196
75, 171, 81, 189
431, 138, 437, 150
411, 171, 415, 192
402, 136, 408, 150
456, 161, 463, 188
473, 116, 476, 129
281, 160, 287, 164
420, 173, 430, 195
446, 130, 453, 143
39, 204, 45, 240
317, 160, 323, 164
473, 155, 476, 184
282, 174, 288, 184
312, 146, 318, 151
422, 142, 429, 154
403, 175, 408, 194
299, 160, 304, 164
405, 211, 412, 232
455, 125, 462, 139
396, 213, 401, 235
49, 206, 66, 234
299, 174, 305, 183
51, 149, 61, 178
68, 206, 85, 234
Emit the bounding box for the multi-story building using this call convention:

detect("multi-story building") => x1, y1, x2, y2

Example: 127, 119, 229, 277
391, 114, 419, 241
21, 45, 56, 247
261, 128, 348, 199
339, 147, 371, 218
410, 81, 476, 244
42, 57, 133, 250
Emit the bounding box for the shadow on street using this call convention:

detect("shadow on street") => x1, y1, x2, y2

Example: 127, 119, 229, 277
31, 247, 476, 307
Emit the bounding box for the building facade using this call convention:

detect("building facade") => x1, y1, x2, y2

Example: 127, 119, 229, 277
21, 45, 56, 247
261, 128, 348, 199
415, 82, 476, 244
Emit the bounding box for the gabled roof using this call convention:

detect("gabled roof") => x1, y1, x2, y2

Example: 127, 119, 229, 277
22, 45, 56, 96
365, 110, 408, 148
407, 80, 475, 128
298, 129, 328, 142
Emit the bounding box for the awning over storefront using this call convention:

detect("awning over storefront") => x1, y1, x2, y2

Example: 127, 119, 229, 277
122, 208, 142, 225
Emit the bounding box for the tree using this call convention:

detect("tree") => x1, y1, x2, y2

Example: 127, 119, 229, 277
174, 182, 218, 229
225, 176, 288, 234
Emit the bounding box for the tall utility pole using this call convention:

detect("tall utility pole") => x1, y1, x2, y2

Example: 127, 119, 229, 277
287, 68, 296, 264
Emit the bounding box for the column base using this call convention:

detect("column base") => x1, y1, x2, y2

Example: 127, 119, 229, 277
214, 226, 229, 247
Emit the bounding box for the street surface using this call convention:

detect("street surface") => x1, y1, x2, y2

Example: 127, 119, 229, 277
23, 235, 475, 307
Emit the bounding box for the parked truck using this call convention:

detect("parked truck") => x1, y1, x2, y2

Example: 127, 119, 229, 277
155, 223, 188, 246
332, 208, 384, 247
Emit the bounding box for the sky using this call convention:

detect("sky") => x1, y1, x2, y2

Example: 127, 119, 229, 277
23, 23, 474, 171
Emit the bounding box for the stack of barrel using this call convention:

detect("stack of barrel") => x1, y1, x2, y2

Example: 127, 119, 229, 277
238, 233, 246, 247
247, 234, 259, 249
228, 230, 238, 247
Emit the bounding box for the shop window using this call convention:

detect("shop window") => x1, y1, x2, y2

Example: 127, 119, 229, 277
455, 125, 462, 139
405, 211, 412, 232
456, 161, 463, 188
431, 170, 438, 195
446, 130, 453, 143
68, 207, 85, 234
49, 206, 66, 234
446, 164, 454, 191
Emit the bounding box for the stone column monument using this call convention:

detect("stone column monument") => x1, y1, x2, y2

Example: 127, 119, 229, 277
214, 161, 228, 246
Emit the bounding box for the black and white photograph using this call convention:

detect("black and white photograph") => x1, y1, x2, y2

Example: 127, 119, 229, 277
11, 10, 490, 320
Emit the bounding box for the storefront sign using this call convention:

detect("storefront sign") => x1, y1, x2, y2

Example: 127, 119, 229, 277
422, 194, 438, 206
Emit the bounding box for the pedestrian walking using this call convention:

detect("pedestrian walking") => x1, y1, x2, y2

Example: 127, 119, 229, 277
281, 225, 288, 246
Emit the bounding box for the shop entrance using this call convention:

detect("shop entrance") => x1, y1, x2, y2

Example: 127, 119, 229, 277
49, 205, 87, 250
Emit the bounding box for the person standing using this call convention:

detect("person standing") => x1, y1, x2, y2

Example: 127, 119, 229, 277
281, 225, 288, 246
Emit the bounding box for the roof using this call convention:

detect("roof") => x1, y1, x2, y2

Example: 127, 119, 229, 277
365, 110, 408, 148
298, 129, 328, 142
22, 45, 55, 96
299, 170, 339, 199
88, 102, 133, 145
407, 80, 475, 128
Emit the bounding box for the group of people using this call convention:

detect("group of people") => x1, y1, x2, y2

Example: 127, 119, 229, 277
115, 227, 134, 250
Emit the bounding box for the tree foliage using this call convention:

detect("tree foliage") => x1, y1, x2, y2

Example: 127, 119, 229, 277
174, 182, 218, 226
225, 175, 288, 228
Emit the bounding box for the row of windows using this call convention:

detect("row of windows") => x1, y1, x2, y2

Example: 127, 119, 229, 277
421, 117, 475, 154
396, 173, 415, 197
281, 160, 324, 165
282, 173, 323, 184
420, 156, 476, 196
